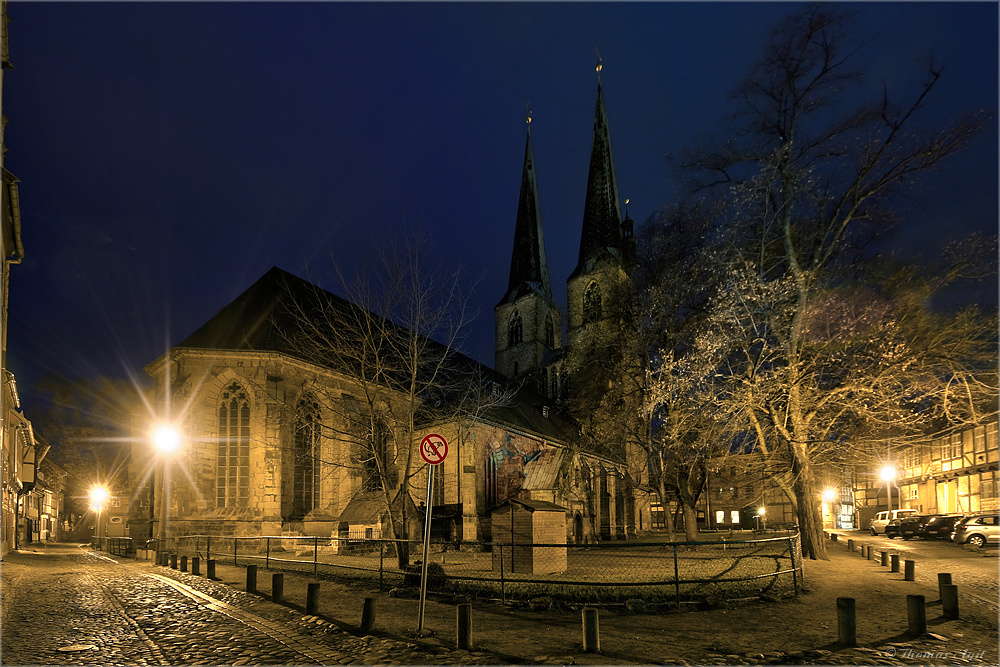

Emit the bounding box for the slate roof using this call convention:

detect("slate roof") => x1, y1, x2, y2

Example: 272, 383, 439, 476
497, 128, 555, 308
570, 82, 625, 280
491, 497, 566, 513
338, 489, 417, 524
522, 448, 564, 491
167, 267, 615, 460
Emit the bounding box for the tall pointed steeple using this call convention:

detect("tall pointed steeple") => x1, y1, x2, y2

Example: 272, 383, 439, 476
498, 115, 553, 306
569, 59, 624, 279
495, 110, 563, 383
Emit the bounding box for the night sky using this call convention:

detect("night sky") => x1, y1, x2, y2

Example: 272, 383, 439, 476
4, 2, 997, 414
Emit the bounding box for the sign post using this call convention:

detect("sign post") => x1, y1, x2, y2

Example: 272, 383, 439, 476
417, 434, 448, 633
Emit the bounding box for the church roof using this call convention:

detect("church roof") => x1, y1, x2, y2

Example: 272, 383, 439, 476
497, 128, 554, 308
569, 81, 624, 280
166, 266, 615, 460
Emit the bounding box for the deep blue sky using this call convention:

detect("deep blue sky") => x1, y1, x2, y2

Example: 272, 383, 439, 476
4, 2, 997, 411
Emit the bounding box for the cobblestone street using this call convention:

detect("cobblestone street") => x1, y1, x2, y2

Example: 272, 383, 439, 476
1, 544, 497, 666
2, 542, 998, 666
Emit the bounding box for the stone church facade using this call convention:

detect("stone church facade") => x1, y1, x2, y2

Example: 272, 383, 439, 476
129, 73, 642, 546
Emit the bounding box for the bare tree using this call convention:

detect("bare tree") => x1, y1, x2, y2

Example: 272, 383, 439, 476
666, 5, 994, 559
278, 231, 507, 567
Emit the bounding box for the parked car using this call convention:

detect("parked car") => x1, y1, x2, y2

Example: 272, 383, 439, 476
870, 509, 919, 535
951, 513, 1000, 547
899, 514, 940, 540
922, 514, 966, 540
884, 518, 905, 538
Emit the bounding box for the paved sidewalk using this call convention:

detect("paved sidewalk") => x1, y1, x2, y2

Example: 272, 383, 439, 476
2, 541, 997, 666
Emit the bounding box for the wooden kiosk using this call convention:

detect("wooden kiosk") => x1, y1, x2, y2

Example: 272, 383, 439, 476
491, 498, 567, 575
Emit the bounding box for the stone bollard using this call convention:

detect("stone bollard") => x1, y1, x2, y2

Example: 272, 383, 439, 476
180, 556, 188, 573
890, 554, 900, 573
170, 553, 178, 569
192, 556, 200, 576
155, 551, 163, 566
457, 603, 473, 651
904, 560, 915, 581
941, 584, 959, 619
582, 607, 600, 653
246, 565, 258, 594
832, 533, 839, 542
836, 597, 857, 646
272, 573, 284, 603
937, 573, 952, 601
867, 545, 874, 561
880, 551, 888, 567
906, 595, 927, 636
847, 538, 854, 552
207, 559, 217, 580
360, 597, 376, 635
306, 583, 320, 615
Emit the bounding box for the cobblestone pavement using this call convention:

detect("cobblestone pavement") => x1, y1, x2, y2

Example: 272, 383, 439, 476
2, 542, 997, 666
1, 544, 498, 666
829, 531, 999, 609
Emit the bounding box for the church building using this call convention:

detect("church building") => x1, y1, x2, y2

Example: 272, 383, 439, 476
128, 67, 641, 548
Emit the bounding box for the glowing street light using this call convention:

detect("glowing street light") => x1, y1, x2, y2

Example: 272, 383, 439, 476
880, 465, 896, 511
90, 484, 109, 544
152, 424, 182, 454
822, 488, 836, 503
89, 484, 109, 511
150, 422, 183, 553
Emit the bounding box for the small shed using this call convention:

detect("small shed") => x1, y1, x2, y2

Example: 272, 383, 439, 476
491, 498, 567, 575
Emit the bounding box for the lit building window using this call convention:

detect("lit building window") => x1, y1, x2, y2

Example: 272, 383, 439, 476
293, 397, 320, 518
217, 382, 250, 509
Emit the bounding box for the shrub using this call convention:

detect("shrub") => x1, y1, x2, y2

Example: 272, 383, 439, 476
403, 561, 448, 588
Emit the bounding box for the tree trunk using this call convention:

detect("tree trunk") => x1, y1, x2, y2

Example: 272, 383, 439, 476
682, 503, 699, 542
791, 447, 827, 560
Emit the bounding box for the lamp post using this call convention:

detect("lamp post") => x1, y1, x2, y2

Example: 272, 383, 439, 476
90, 484, 109, 547
880, 466, 895, 512
151, 424, 182, 553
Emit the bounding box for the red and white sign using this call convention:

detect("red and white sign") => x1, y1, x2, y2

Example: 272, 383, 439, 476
419, 433, 448, 465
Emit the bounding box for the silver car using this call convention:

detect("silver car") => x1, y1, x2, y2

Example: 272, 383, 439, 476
951, 513, 999, 547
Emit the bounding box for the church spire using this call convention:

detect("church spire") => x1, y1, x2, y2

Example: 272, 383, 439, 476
498, 108, 553, 306
569, 57, 624, 279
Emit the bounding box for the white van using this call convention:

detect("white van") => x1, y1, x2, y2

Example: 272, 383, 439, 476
870, 509, 918, 535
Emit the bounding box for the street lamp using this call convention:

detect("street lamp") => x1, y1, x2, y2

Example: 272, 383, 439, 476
822, 488, 836, 503
880, 465, 895, 512
90, 484, 109, 546
151, 422, 183, 555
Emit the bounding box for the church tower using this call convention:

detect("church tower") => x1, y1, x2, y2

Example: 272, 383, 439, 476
495, 114, 563, 384
566, 60, 635, 355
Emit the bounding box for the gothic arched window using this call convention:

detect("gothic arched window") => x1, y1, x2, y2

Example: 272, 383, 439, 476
292, 397, 320, 518
508, 311, 523, 346
485, 455, 500, 509
545, 315, 555, 348
217, 381, 250, 509
363, 417, 392, 491
583, 282, 602, 324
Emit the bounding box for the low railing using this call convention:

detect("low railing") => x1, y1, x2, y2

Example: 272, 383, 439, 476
103, 532, 803, 607
90, 536, 136, 558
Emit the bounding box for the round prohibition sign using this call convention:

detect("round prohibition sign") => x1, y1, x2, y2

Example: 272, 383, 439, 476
420, 433, 448, 465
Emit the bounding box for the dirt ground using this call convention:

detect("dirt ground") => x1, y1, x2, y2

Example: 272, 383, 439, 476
131, 544, 999, 665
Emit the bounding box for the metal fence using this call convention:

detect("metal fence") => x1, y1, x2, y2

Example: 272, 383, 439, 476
90, 536, 137, 558
98, 532, 803, 608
